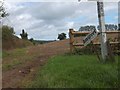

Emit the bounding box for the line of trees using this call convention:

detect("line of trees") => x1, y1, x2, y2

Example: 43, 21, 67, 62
79, 24, 120, 32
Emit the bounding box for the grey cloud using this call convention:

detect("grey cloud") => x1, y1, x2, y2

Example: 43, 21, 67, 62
4, 2, 118, 40
27, 2, 79, 20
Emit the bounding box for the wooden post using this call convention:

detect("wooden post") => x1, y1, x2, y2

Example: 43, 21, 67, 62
97, 1, 108, 62
69, 29, 74, 53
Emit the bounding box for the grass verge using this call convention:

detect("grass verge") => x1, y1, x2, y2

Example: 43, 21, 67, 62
2, 48, 35, 71
26, 55, 119, 88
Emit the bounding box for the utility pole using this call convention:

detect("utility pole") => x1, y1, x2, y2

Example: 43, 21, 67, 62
87, 0, 108, 62
97, 1, 108, 62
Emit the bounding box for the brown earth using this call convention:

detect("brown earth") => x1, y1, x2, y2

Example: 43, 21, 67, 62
2, 33, 119, 89
2, 39, 70, 88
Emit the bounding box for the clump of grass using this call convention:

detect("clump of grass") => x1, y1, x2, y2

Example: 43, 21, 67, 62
27, 55, 118, 88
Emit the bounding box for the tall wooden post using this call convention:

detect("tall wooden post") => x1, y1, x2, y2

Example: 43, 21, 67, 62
69, 29, 74, 53
97, 1, 108, 62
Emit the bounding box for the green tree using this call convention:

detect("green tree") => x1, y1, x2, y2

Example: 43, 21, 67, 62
57, 33, 66, 40
20, 29, 28, 40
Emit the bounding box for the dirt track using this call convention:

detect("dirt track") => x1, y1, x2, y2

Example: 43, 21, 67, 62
2, 39, 70, 88
2, 33, 119, 88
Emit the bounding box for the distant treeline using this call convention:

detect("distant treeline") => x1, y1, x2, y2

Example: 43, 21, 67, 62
79, 24, 120, 32
33, 40, 56, 44
74, 24, 120, 37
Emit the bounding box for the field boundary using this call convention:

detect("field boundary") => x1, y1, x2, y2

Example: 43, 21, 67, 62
69, 28, 120, 53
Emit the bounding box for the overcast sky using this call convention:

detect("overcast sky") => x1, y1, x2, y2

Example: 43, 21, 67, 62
2, 1, 118, 40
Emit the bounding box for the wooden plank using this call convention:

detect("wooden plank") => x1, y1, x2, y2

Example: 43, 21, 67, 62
73, 43, 83, 46
71, 30, 120, 35
73, 42, 120, 46
105, 31, 120, 34
69, 29, 75, 53
72, 31, 90, 35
